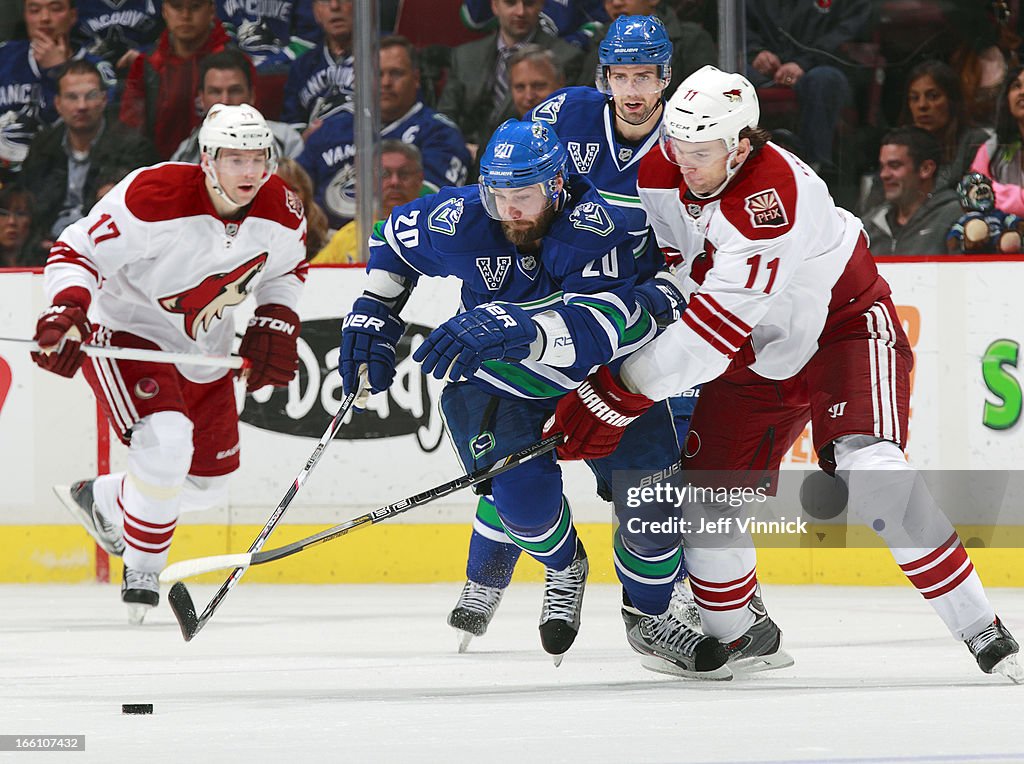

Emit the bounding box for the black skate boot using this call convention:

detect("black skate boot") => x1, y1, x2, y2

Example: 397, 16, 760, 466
627, 609, 732, 680
448, 580, 506, 653
54, 480, 124, 556
722, 587, 794, 674
966, 616, 1023, 683
121, 565, 159, 625
539, 540, 588, 666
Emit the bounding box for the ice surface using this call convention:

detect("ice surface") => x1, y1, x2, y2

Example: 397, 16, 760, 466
2, 583, 1022, 763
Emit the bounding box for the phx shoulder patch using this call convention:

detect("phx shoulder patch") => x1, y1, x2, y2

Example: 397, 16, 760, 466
743, 189, 788, 229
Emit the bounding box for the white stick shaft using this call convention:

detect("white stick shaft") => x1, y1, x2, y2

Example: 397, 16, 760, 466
0, 336, 244, 369
159, 553, 254, 583
84, 344, 244, 369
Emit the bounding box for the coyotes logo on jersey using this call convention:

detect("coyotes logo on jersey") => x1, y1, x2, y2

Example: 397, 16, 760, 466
159, 253, 268, 340
744, 189, 788, 228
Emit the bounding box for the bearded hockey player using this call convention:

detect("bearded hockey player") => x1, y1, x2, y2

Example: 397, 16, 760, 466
339, 119, 726, 674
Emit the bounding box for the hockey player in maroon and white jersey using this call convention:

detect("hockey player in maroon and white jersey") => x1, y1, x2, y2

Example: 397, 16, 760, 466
546, 66, 1022, 682
34, 104, 308, 624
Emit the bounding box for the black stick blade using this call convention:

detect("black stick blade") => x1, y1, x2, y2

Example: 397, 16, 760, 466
168, 582, 200, 641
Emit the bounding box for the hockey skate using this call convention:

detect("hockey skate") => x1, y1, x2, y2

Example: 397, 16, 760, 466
722, 587, 794, 674
448, 580, 506, 653
966, 616, 1023, 683
627, 605, 731, 680
539, 540, 588, 666
122, 565, 159, 625
53, 480, 124, 556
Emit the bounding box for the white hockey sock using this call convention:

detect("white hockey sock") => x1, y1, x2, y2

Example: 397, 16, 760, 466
91, 472, 125, 527
837, 435, 995, 640
684, 545, 758, 642
121, 411, 194, 574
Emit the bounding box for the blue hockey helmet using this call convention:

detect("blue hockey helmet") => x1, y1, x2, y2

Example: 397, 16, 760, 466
596, 15, 673, 94
478, 119, 568, 220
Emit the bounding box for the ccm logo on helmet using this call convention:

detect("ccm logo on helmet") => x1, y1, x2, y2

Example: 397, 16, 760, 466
342, 314, 386, 331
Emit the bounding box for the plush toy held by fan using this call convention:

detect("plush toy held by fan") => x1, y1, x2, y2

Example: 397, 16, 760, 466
947, 172, 1024, 253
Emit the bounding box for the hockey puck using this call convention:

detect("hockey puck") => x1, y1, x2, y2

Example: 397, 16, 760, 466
122, 704, 153, 715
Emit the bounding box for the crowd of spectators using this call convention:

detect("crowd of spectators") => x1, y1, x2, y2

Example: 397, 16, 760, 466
0, 0, 1022, 264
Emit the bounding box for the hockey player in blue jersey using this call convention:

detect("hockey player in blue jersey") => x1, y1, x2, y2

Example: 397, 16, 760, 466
447, 15, 703, 651
298, 36, 471, 230
339, 119, 725, 674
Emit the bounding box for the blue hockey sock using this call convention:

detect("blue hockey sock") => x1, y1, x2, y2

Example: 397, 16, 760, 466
466, 496, 522, 588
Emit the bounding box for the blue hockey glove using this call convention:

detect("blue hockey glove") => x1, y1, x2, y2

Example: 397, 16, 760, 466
340, 296, 406, 396
635, 270, 687, 323
413, 302, 537, 381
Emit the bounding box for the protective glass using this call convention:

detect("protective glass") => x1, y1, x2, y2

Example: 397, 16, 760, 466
479, 182, 554, 221
596, 65, 670, 97
659, 130, 732, 169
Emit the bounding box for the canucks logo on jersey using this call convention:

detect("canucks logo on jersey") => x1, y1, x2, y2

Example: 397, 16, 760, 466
366, 178, 655, 400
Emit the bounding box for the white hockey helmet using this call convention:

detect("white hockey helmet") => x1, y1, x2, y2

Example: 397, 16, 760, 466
662, 65, 759, 154
199, 102, 275, 161
199, 103, 277, 206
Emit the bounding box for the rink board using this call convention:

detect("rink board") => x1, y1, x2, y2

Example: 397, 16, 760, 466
1, 258, 1023, 583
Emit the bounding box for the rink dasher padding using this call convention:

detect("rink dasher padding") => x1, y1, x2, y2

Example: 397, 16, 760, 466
2, 523, 1024, 585
1, 258, 1023, 584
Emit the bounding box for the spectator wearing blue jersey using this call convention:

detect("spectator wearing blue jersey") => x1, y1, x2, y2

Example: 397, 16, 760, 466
460, 0, 609, 50
298, 35, 470, 230
72, 0, 164, 73
312, 140, 425, 264
437, 0, 585, 151
281, 0, 353, 131
217, 0, 314, 73
0, 0, 117, 181
21, 59, 158, 251
583, 0, 716, 95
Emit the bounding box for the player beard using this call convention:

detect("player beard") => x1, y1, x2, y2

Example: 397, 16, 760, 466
500, 205, 558, 247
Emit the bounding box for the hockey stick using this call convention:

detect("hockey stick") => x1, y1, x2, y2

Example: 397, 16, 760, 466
166, 388, 360, 642
160, 432, 563, 581
0, 336, 244, 369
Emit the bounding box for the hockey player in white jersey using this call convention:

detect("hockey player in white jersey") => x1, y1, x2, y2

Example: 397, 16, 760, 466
547, 66, 1022, 682
34, 104, 308, 624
